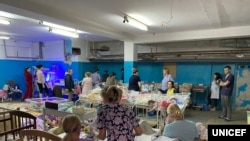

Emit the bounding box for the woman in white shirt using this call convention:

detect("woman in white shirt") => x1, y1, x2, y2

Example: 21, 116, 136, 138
36, 64, 49, 98
81, 72, 92, 95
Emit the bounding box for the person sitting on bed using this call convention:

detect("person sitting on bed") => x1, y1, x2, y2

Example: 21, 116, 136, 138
162, 103, 199, 141
166, 80, 179, 95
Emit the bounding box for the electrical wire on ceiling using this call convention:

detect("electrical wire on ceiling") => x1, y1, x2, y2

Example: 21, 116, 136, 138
162, 0, 174, 27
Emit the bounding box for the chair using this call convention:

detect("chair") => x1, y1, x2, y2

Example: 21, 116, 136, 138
6, 80, 23, 101
18, 129, 62, 141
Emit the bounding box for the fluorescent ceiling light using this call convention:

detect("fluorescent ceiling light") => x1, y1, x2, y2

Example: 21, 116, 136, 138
124, 15, 148, 31
0, 11, 14, 18
0, 35, 10, 39
76, 30, 89, 34
40, 21, 76, 32
49, 28, 79, 38
0, 19, 10, 25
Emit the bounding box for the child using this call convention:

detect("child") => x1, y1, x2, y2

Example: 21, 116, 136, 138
208, 72, 221, 111
148, 98, 177, 125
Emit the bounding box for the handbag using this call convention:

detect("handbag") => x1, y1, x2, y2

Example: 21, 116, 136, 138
72, 100, 85, 115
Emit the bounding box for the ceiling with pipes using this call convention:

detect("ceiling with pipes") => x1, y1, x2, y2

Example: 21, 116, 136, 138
1, 0, 250, 61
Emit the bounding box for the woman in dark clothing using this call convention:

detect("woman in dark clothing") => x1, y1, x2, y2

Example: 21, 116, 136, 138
64, 69, 75, 101
22, 67, 33, 101
128, 68, 141, 92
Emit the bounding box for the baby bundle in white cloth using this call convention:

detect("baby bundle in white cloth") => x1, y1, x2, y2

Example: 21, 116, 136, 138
196, 122, 208, 140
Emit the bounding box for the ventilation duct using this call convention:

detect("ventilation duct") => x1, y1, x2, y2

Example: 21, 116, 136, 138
90, 45, 110, 51
220, 38, 250, 48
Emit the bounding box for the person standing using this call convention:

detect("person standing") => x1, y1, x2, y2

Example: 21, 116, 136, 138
105, 72, 117, 87
92, 68, 101, 86
219, 66, 234, 121
92, 86, 142, 140
121, 68, 124, 83
128, 68, 141, 92
22, 67, 33, 101
208, 72, 222, 111
101, 70, 109, 83
36, 65, 49, 98
81, 72, 92, 95
64, 69, 75, 101
159, 68, 174, 94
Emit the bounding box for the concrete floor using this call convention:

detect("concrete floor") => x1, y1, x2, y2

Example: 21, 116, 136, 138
139, 108, 248, 127
185, 109, 248, 125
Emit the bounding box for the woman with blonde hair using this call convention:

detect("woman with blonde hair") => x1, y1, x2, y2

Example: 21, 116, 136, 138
61, 114, 81, 141
81, 72, 92, 95
92, 86, 142, 141
162, 103, 199, 141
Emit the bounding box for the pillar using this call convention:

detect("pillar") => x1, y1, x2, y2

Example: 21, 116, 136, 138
124, 41, 137, 83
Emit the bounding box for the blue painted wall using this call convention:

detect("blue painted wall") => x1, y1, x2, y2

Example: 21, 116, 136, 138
84, 62, 124, 82
90, 61, 164, 83
0, 60, 33, 93
0, 59, 239, 109
134, 62, 164, 83
0, 60, 80, 93
124, 61, 134, 83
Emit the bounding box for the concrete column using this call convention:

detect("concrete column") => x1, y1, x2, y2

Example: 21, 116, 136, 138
124, 41, 137, 83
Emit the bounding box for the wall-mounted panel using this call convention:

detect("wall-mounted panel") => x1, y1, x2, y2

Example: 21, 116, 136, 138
42, 40, 64, 61
0, 40, 39, 59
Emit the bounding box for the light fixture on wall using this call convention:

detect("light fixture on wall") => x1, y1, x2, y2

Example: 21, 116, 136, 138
236, 54, 244, 58
0, 19, 10, 25
0, 35, 10, 39
49, 28, 79, 38
123, 15, 148, 31
40, 21, 76, 32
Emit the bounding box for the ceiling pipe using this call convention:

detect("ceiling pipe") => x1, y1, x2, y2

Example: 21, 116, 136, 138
88, 46, 250, 61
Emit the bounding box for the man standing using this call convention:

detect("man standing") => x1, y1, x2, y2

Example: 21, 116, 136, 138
219, 66, 234, 121
64, 69, 74, 101
92, 68, 101, 86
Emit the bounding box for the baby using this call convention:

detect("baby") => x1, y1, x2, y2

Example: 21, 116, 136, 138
148, 98, 177, 112
148, 98, 177, 123
47, 116, 64, 135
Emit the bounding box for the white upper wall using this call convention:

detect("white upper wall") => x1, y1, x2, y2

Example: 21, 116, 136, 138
71, 39, 89, 62
88, 41, 124, 59
0, 39, 39, 60
42, 40, 64, 61
0, 38, 237, 62
0, 39, 90, 62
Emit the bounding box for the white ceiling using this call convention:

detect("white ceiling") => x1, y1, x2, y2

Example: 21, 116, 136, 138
0, 0, 250, 43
